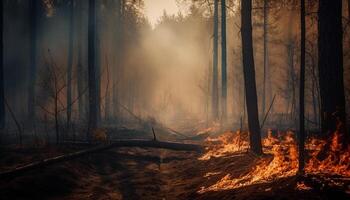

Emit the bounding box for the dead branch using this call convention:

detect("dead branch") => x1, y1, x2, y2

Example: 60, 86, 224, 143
260, 94, 277, 129
0, 139, 203, 180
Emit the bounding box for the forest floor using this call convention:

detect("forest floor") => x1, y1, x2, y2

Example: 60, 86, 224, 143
0, 143, 349, 200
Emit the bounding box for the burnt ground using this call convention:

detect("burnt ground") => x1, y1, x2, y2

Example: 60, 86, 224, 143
0, 145, 349, 200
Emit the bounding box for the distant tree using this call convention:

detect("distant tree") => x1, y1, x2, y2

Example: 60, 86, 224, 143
221, 0, 227, 121
66, 0, 74, 129
28, 0, 38, 124
113, 0, 123, 121
298, 0, 306, 174
318, 0, 347, 142
212, 0, 219, 120
241, 0, 263, 155
262, 0, 268, 119
0, 0, 4, 130
88, 0, 98, 138
96, 0, 101, 125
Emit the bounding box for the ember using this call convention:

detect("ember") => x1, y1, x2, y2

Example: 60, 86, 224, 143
296, 181, 312, 191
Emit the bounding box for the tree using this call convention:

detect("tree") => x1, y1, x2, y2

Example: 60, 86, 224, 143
241, 0, 263, 155
28, 0, 38, 124
66, 0, 74, 129
262, 0, 269, 119
212, 0, 219, 120
96, 0, 101, 125
113, 0, 123, 121
318, 0, 347, 140
76, 0, 86, 121
221, 0, 227, 121
298, 0, 306, 174
88, 0, 98, 138
0, 0, 4, 130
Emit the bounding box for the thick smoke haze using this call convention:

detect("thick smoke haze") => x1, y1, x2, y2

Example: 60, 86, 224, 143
2, 0, 350, 132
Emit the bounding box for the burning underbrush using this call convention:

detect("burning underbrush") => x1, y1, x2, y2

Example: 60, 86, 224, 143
199, 129, 350, 193
199, 131, 249, 160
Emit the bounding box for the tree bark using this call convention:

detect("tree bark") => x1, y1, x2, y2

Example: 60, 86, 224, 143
76, 0, 86, 121
348, 0, 350, 20
28, 0, 38, 125
262, 0, 268, 120
318, 0, 346, 140
67, 0, 74, 129
113, 0, 122, 121
211, 0, 219, 120
95, 0, 101, 125
221, 0, 227, 121
0, 0, 5, 130
298, 0, 306, 174
241, 0, 263, 155
88, 0, 98, 138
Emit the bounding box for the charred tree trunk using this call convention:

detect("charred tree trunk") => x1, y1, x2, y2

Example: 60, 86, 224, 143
262, 0, 268, 120
241, 0, 263, 155
221, 0, 227, 121
96, 1, 101, 125
261, 0, 267, 119
28, 0, 38, 125
212, 0, 219, 120
298, 0, 306, 174
318, 0, 347, 140
105, 76, 110, 122
0, 0, 4, 130
76, 0, 85, 121
113, 0, 122, 121
66, 0, 74, 129
88, 0, 98, 139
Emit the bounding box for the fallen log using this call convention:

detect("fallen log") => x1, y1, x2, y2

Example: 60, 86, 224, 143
110, 139, 203, 152
0, 139, 203, 180
62, 139, 203, 152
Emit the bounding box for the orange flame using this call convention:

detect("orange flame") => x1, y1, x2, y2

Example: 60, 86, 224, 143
199, 132, 298, 192
305, 131, 350, 177
199, 129, 350, 193
199, 131, 248, 160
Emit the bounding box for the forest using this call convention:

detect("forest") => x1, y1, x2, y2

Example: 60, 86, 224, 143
0, 0, 349, 199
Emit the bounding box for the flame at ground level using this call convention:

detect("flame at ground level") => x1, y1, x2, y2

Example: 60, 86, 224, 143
198, 130, 350, 193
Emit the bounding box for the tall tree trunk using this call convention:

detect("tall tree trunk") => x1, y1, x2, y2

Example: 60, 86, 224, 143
318, 0, 346, 140
262, 0, 268, 120
0, 0, 4, 130
105, 62, 110, 122
241, 0, 263, 155
298, 0, 306, 174
348, 0, 350, 20
221, 0, 227, 121
312, 76, 318, 126
96, 1, 101, 125
88, 0, 98, 137
0, 1, 5, 131
113, 0, 122, 121
212, 0, 219, 120
67, 0, 74, 129
28, 0, 38, 125
76, 0, 85, 121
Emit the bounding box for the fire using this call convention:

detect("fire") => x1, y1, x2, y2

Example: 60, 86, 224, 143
199, 132, 298, 192
295, 181, 312, 191
199, 129, 350, 193
199, 131, 248, 160
305, 132, 350, 177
